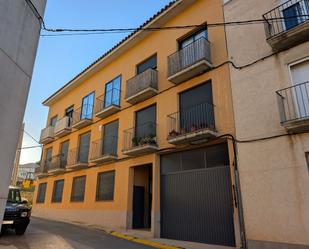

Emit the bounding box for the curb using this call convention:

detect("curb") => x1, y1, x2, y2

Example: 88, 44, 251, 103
107, 230, 184, 249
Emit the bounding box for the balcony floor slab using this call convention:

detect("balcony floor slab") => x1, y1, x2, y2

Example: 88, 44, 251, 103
123, 144, 158, 156
95, 105, 120, 119
282, 118, 309, 133
125, 87, 157, 104
54, 128, 71, 138
47, 168, 66, 175
267, 21, 309, 51
66, 163, 88, 171
89, 155, 118, 164
72, 119, 92, 129
168, 59, 212, 84
167, 129, 218, 145
39, 137, 54, 145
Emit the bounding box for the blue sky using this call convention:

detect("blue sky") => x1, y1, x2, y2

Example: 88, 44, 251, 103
21, 0, 171, 164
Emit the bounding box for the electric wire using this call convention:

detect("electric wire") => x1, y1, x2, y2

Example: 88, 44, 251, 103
23, 0, 308, 36
17, 145, 42, 151
23, 129, 40, 144
39, 16, 309, 36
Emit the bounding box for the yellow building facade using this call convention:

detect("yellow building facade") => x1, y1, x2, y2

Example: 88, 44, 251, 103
33, 0, 244, 247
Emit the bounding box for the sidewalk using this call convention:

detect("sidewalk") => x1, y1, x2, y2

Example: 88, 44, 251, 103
34, 216, 235, 249
101, 227, 236, 249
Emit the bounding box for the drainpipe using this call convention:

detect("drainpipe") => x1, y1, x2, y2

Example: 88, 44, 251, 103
225, 134, 247, 249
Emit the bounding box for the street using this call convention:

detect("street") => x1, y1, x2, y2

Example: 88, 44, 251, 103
0, 217, 154, 249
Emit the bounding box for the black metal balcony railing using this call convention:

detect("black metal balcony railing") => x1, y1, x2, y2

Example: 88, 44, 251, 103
167, 37, 211, 77
94, 89, 121, 114
72, 104, 93, 125
125, 68, 158, 99
167, 102, 215, 138
276, 81, 309, 123
123, 122, 157, 152
90, 136, 118, 161
48, 155, 67, 171
263, 0, 309, 39
35, 163, 47, 175
67, 147, 89, 166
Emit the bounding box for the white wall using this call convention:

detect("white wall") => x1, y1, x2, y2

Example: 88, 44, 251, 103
0, 0, 46, 228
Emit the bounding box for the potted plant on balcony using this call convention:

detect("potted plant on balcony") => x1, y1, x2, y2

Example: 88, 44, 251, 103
132, 137, 141, 147
137, 134, 156, 146
190, 124, 198, 132
168, 129, 179, 137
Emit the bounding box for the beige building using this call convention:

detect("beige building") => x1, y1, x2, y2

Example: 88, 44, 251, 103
224, 0, 309, 248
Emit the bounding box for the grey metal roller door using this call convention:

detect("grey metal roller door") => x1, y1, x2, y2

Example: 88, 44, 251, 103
160, 143, 235, 246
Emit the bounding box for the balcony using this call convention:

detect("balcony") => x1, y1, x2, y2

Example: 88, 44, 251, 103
39, 126, 54, 144
167, 102, 218, 145
125, 68, 158, 104
123, 122, 158, 156
89, 136, 118, 164
72, 105, 93, 129
263, 0, 309, 51
35, 162, 47, 178
66, 148, 89, 170
167, 37, 212, 84
276, 81, 309, 133
54, 116, 72, 138
94, 90, 121, 119
47, 155, 67, 175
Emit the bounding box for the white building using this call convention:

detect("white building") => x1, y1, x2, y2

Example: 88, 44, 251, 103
17, 163, 38, 181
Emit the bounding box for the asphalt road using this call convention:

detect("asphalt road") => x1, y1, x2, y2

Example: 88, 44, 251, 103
0, 217, 154, 249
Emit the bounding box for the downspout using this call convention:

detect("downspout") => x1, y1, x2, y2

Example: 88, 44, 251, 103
225, 134, 248, 249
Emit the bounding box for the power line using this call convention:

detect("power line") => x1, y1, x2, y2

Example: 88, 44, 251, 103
23, 0, 308, 37
40, 16, 309, 37
23, 129, 40, 144
17, 145, 42, 151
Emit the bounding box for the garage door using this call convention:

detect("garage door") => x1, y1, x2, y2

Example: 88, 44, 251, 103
160, 143, 235, 246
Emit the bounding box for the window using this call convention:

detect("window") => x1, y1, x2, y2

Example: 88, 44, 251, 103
50, 116, 58, 127
104, 76, 121, 108
206, 143, 230, 168
161, 143, 229, 174
60, 140, 69, 167
161, 153, 181, 174
45, 147, 53, 168
179, 28, 208, 49
7, 189, 21, 203
52, 179, 64, 203
65, 105, 74, 126
71, 176, 86, 202
103, 120, 119, 155
137, 54, 157, 74
179, 82, 214, 131
78, 132, 91, 163
96, 171, 115, 201
36, 183, 47, 203
283, 1, 309, 30
135, 105, 156, 143
182, 148, 205, 171
81, 92, 95, 119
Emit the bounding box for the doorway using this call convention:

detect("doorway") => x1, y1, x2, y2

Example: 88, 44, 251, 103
132, 164, 152, 230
